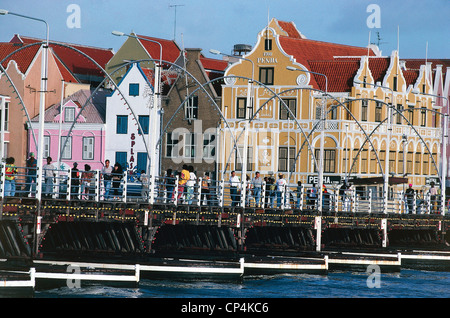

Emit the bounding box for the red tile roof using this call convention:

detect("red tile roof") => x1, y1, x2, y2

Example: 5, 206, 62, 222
277, 21, 304, 39
365, 57, 390, 84
279, 36, 375, 89
309, 60, 360, 92
403, 69, 420, 87
0, 42, 40, 74
199, 57, 228, 72
136, 34, 181, 66
404, 59, 450, 72
199, 57, 228, 97
53, 54, 79, 83
11, 35, 114, 79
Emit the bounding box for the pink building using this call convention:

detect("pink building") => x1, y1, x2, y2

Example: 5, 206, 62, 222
28, 88, 108, 172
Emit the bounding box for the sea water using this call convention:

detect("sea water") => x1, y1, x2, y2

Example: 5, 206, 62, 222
34, 269, 450, 298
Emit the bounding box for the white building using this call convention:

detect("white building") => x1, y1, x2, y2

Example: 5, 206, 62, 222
105, 63, 161, 175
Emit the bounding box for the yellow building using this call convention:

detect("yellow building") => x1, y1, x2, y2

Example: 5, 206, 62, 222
218, 18, 443, 204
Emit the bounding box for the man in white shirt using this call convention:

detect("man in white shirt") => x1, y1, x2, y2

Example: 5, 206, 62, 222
252, 171, 263, 207
229, 171, 241, 207
276, 173, 287, 208
42, 157, 56, 198
101, 159, 113, 200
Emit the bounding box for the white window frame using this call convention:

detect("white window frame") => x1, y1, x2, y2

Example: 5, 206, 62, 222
82, 136, 94, 160
185, 95, 198, 120
64, 107, 75, 122
44, 135, 50, 159
184, 133, 196, 158
61, 136, 72, 160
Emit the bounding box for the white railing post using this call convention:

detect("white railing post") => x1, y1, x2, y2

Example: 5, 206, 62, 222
123, 170, 128, 203
368, 189, 373, 214
173, 175, 179, 206
351, 188, 356, 213
333, 186, 338, 213
149, 173, 155, 205
95, 170, 100, 202
315, 216, 322, 252
300, 185, 304, 210
240, 178, 247, 208
1, 164, 5, 198
219, 179, 224, 208
197, 177, 202, 207
381, 218, 388, 248
261, 181, 266, 208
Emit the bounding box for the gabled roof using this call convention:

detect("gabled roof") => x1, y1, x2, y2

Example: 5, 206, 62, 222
135, 34, 181, 66
279, 35, 375, 89
11, 35, 114, 80
199, 56, 228, 73
31, 88, 108, 123
199, 56, 228, 97
276, 20, 305, 39
0, 42, 40, 74
280, 35, 375, 64
403, 59, 450, 72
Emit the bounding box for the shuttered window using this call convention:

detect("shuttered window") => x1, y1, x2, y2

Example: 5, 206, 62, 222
83, 137, 94, 160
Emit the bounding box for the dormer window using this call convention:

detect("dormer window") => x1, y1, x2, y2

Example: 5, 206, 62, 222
265, 39, 272, 51
393, 76, 398, 92
64, 107, 75, 122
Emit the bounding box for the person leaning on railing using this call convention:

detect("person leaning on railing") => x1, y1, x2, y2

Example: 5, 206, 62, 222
101, 159, 113, 200
229, 170, 241, 207
177, 164, 190, 203
42, 157, 56, 198
111, 163, 123, 200
24, 152, 37, 197
252, 171, 263, 208
5, 157, 17, 197
165, 169, 175, 203
70, 162, 80, 200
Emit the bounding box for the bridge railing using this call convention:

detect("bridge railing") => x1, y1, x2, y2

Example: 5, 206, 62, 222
0, 164, 446, 215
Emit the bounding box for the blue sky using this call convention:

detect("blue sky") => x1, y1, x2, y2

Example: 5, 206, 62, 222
0, 0, 448, 59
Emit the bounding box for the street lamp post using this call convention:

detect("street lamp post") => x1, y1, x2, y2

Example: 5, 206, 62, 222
112, 31, 162, 205
210, 49, 254, 207
354, 80, 393, 214
287, 66, 328, 215
412, 90, 449, 215
1, 9, 49, 256
1, 10, 49, 202
287, 66, 327, 252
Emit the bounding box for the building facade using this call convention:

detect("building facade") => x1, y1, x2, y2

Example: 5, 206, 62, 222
29, 88, 107, 171
105, 63, 160, 174
161, 48, 227, 179
218, 18, 443, 198
0, 35, 113, 168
